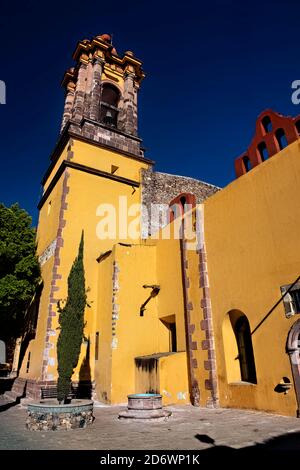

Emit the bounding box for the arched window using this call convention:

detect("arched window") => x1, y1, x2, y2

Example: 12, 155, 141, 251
222, 310, 257, 384
262, 115, 272, 133
169, 193, 196, 220
258, 142, 269, 161
235, 316, 257, 383
100, 84, 120, 128
242, 155, 251, 172
275, 128, 288, 150
180, 196, 187, 213
295, 120, 300, 136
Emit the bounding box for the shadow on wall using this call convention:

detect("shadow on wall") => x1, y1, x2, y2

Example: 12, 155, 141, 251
77, 338, 92, 399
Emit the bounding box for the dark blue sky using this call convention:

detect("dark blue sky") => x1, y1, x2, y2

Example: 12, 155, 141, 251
0, 0, 300, 224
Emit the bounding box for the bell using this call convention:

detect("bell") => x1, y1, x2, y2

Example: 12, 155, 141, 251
104, 109, 113, 125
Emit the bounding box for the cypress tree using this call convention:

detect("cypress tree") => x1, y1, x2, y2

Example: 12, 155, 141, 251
57, 232, 86, 404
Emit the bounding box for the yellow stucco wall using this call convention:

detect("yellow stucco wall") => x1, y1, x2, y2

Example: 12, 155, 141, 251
159, 352, 189, 405
91, 235, 191, 405
204, 140, 300, 416
19, 174, 66, 380
19, 136, 151, 384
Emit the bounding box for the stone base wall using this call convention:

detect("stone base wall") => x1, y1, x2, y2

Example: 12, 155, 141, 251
26, 401, 94, 431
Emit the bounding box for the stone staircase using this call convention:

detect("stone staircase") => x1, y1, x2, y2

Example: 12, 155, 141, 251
0, 378, 27, 409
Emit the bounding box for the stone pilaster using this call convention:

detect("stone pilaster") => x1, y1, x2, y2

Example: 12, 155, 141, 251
82, 61, 94, 119
89, 57, 104, 121
60, 82, 75, 133
119, 72, 137, 136
72, 62, 88, 123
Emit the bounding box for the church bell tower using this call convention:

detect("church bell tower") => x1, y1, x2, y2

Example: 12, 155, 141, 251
60, 33, 145, 157
17, 34, 153, 398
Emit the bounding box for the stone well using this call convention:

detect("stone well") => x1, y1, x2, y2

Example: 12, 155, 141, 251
26, 399, 94, 431
118, 393, 171, 421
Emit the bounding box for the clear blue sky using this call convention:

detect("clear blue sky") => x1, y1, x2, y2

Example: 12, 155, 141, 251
0, 0, 300, 224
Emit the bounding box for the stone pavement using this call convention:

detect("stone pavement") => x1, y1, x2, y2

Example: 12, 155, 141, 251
1, 401, 300, 451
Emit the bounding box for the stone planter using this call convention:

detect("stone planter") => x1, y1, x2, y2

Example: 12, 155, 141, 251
26, 399, 94, 431
119, 393, 171, 421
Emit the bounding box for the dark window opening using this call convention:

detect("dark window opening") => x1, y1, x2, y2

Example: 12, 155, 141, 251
169, 322, 177, 352
296, 120, 300, 135
101, 84, 119, 107
180, 196, 186, 214
243, 155, 251, 172
234, 316, 257, 384
160, 316, 177, 352
258, 142, 269, 161
291, 289, 300, 312
95, 332, 99, 361
262, 115, 272, 133
275, 128, 288, 150
100, 84, 120, 128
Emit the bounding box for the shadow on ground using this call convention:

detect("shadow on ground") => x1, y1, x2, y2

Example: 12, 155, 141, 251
195, 431, 300, 463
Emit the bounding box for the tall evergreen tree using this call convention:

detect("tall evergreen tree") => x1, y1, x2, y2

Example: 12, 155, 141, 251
0, 203, 40, 342
57, 232, 86, 404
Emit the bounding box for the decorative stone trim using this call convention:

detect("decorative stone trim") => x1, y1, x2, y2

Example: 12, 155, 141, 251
41, 166, 71, 382
38, 239, 57, 266
111, 261, 120, 349
180, 238, 200, 407
198, 239, 219, 408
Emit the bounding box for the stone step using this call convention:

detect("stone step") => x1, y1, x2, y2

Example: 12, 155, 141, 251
3, 390, 19, 401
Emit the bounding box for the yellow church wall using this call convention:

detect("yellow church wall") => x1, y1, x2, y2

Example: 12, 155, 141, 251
109, 243, 159, 403
20, 131, 151, 388
204, 140, 300, 416
95, 240, 192, 406
155, 236, 186, 352
43, 143, 70, 192
70, 139, 149, 182
19, 173, 67, 381
159, 352, 189, 405
134, 352, 189, 406
18, 257, 54, 380
94, 252, 113, 403
42, 164, 147, 382
36, 174, 66, 255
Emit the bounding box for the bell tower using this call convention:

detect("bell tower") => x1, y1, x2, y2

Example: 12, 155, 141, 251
60, 33, 145, 157
17, 33, 154, 398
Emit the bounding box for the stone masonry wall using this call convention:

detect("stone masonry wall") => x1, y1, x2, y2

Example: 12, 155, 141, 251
141, 168, 219, 236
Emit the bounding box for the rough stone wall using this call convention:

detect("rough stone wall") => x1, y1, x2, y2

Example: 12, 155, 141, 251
141, 168, 220, 236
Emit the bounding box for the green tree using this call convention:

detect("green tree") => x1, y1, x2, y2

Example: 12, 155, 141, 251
0, 203, 40, 340
57, 232, 86, 404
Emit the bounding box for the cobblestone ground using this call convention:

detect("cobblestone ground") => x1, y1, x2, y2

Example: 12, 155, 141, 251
1, 400, 300, 451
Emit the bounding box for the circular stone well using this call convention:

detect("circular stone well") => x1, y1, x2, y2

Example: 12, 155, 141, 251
118, 394, 171, 421
26, 399, 94, 431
